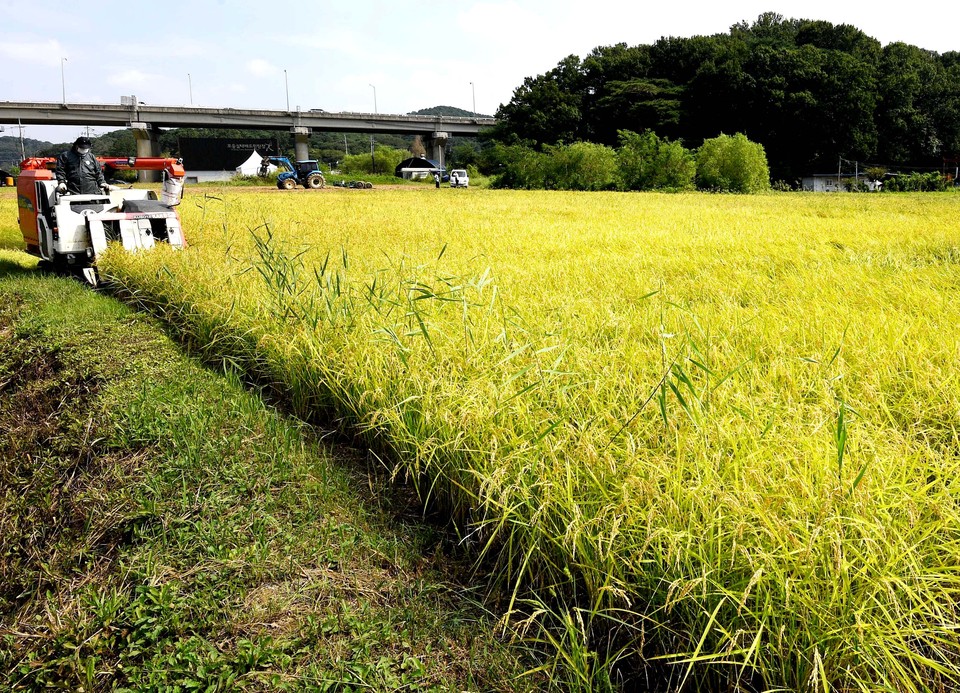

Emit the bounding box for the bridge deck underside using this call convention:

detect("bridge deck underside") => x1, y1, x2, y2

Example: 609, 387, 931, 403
0, 103, 495, 137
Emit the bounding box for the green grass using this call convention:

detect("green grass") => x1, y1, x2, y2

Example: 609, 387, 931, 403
0, 208, 541, 690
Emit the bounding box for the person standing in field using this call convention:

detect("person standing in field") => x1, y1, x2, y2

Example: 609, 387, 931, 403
434, 172, 440, 189
55, 136, 109, 195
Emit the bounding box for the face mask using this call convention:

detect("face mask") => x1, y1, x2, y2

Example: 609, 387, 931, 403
77, 147, 90, 155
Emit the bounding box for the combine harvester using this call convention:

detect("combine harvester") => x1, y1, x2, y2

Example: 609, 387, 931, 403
16, 156, 187, 285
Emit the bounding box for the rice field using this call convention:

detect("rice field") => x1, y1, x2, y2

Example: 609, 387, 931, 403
100, 186, 960, 691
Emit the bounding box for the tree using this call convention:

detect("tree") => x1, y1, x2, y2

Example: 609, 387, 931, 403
410, 135, 426, 158
876, 43, 946, 163
591, 78, 683, 145
696, 133, 770, 192
494, 55, 585, 145
341, 145, 407, 175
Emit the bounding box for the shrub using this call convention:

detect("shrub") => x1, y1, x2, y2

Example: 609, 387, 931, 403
696, 133, 771, 193
882, 171, 951, 192
545, 142, 618, 191
489, 144, 550, 189
616, 130, 695, 191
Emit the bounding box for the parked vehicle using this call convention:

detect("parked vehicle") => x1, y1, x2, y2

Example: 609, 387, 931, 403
450, 169, 469, 188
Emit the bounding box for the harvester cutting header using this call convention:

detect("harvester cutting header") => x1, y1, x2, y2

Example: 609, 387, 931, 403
16, 155, 187, 285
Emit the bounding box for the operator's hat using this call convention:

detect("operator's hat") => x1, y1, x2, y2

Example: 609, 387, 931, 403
74, 136, 92, 147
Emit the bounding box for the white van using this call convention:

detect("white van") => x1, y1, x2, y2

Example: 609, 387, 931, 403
450, 169, 469, 188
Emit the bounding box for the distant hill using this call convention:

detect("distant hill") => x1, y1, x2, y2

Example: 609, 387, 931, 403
0, 136, 66, 167
408, 105, 492, 119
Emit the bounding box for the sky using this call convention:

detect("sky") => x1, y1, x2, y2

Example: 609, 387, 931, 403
1, 0, 957, 144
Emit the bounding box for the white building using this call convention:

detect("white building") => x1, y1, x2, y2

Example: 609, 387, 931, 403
801, 174, 881, 192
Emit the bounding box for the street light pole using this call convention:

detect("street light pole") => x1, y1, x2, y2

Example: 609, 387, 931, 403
369, 84, 377, 174
188, 73, 193, 105
284, 69, 290, 112
470, 81, 476, 116
60, 57, 67, 104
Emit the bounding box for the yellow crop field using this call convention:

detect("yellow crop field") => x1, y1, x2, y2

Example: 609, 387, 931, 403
99, 187, 960, 690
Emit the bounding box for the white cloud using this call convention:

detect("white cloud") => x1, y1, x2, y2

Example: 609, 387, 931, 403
106, 69, 155, 89
456, 2, 548, 47
247, 59, 278, 77
102, 38, 212, 59
285, 29, 363, 55
0, 38, 65, 66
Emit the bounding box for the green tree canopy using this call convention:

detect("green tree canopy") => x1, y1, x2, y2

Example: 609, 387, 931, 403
493, 13, 960, 179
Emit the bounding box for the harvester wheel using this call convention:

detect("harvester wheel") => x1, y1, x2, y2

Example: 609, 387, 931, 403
307, 174, 325, 189
364, 181, 373, 189
279, 178, 296, 190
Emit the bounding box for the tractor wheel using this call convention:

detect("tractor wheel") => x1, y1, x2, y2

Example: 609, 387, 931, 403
364, 181, 373, 189
307, 174, 325, 189
279, 178, 296, 190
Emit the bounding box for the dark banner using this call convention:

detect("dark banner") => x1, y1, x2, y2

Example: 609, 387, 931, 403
177, 137, 280, 170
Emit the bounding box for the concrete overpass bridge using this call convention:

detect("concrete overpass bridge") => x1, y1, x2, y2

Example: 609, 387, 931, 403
0, 100, 497, 162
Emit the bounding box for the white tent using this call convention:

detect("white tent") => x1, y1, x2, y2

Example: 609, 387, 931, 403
235, 150, 275, 177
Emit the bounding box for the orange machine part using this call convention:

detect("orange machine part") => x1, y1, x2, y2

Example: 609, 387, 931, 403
17, 166, 53, 254
19, 156, 185, 178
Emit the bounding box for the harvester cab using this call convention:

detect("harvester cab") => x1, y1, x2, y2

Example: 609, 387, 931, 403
16, 156, 187, 285
258, 156, 325, 190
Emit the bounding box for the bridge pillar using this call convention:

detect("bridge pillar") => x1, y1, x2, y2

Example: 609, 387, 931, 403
291, 127, 311, 161
429, 131, 449, 168
129, 122, 160, 182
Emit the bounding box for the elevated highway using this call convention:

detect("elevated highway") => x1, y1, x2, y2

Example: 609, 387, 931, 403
0, 100, 498, 161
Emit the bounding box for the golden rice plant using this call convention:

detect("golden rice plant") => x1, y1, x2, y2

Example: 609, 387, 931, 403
101, 187, 960, 691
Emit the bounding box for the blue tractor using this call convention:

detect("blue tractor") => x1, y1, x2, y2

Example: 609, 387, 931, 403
259, 156, 326, 190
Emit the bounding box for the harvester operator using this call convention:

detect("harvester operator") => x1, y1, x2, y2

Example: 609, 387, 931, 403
55, 136, 110, 195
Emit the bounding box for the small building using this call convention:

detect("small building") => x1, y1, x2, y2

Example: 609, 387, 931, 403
395, 156, 446, 180
801, 174, 881, 192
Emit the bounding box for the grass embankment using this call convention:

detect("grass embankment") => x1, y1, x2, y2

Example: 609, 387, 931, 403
97, 186, 960, 691
0, 191, 537, 690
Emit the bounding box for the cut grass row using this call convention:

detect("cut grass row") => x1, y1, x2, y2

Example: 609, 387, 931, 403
98, 186, 960, 690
